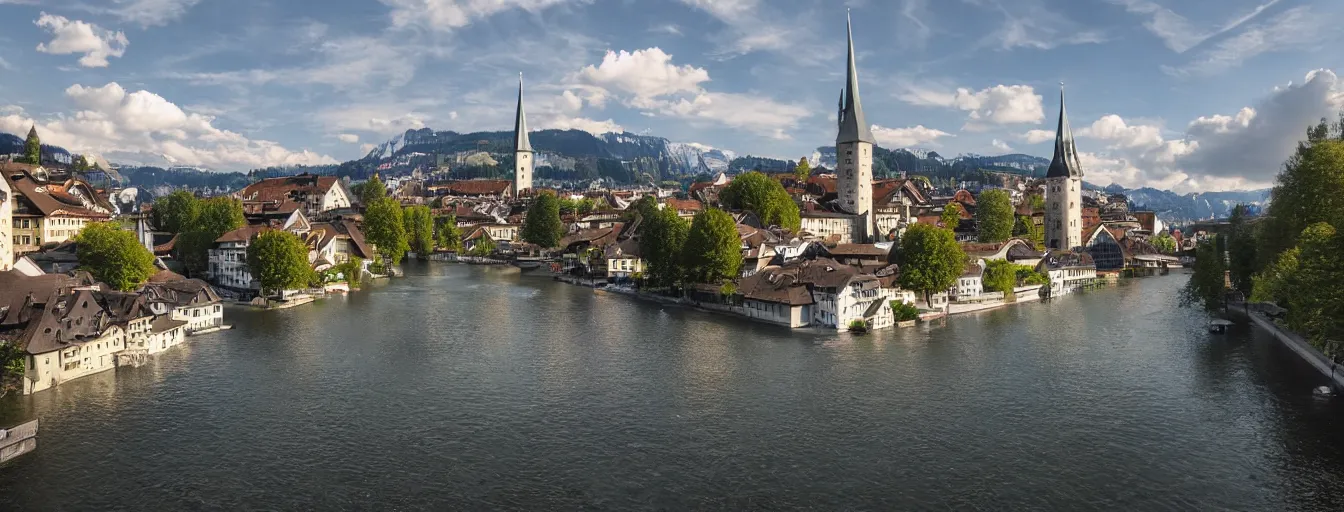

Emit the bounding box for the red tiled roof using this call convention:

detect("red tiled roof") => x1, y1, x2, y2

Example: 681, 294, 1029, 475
240, 174, 339, 204
441, 180, 512, 196
664, 198, 702, 212
214, 225, 272, 244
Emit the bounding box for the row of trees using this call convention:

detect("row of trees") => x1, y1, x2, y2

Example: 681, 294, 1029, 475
152, 191, 246, 277
1186, 117, 1344, 358
630, 199, 741, 289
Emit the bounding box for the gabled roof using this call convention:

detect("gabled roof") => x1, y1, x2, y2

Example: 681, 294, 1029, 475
214, 225, 272, 244
1046, 87, 1085, 179
240, 174, 340, 204
441, 180, 512, 196
2, 165, 112, 219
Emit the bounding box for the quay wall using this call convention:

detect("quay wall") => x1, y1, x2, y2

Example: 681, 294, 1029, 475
1235, 304, 1344, 391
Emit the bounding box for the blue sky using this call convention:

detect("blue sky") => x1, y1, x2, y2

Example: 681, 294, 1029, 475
1, 0, 1341, 192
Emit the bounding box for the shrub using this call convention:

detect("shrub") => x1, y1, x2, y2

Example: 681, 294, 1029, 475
890, 300, 921, 322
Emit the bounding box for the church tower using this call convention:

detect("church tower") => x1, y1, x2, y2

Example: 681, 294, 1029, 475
513, 73, 534, 196
835, 10, 876, 242
1045, 86, 1084, 251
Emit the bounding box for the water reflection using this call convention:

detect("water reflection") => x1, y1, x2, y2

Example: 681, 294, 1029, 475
1, 267, 1342, 510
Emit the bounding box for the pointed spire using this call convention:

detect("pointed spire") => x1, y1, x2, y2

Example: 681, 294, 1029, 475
1046, 83, 1084, 179
837, 10, 875, 146
514, 73, 533, 153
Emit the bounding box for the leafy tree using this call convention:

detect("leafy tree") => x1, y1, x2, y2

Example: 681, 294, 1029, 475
940, 203, 963, 230
681, 208, 742, 284
1180, 237, 1227, 312
1258, 134, 1344, 264
895, 223, 965, 307
794, 157, 812, 182
75, 222, 156, 291
976, 189, 1014, 243
889, 300, 921, 322
1028, 193, 1046, 212
625, 195, 658, 222
577, 198, 597, 215
522, 192, 564, 248
364, 197, 409, 266
178, 197, 245, 277
153, 190, 200, 234
719, 171, 801, 231
1013, 215, 1044, 249
74, 155, 91, 172
402, 205, 435, 258
1283, 223, 1344, 355
1226, 205, 1257, 295
982, 260, 1018, 298
434, 215, 461, 252
469, 236, 496, 257
640, 206, 690, 288
1151, 231, 1177, 254
360, 175, 388, 205
333, 257, 364, 289
19, 126, 40, 165
246, 230, 313, 296
1251, 247, 1299, 306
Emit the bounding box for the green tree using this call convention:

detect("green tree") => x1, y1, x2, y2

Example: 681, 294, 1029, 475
1013, 215, 1044, 249
1180, 237, 1227, 312
178, 196, 245, 277
434, 215, 461, 252
719, 171, 801, 231
1285, 223, 1344, 356
153, 190, 200, 234
577, 198, 597, 215
469, 236, 496, 257
364, 197, 409, 267
74, 155, 91, 172
402, 205, 435, 258
976, 189, 1015, 243
794, 157, 812, 182
1250, 247, 1299, 306
1258, 134, 1344, 264
19, 126, 41, 165
681, 208, 742, 284
982, 260, 1018, 299
626, 195, 658, 222
895, 223, 965, 307
1226, 205, 1258, 295
940, 203, 963, 230
333, 257, 364, 289
360, 175, 388, 205
640, 206, 690, 288
246, 230, 313, 296
1151, 231, 1177, 254
75, 222, 156, 291
522, 192, 564, 248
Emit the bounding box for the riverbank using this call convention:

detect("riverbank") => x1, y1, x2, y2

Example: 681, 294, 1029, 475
1233, 303, 1344, 391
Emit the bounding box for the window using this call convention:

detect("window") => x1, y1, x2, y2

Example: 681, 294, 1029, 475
845, 159, 853, 165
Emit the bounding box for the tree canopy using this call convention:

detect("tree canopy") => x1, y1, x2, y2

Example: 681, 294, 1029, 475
1258, 133, 1344, 261
1151, 231, 1177, 254
153, 190, 200, 234
177, 196, 245, 277
19, 126, 41, 165
794, 157, 811, 182
940, 203, 963, 230
681, 208, 742, 284
75, 222, 156, 292
246, 230, 313, 295
1226, 205, 1257, 295
402, 205, 435, 258
435, 215, 461, 252
976, 189, 1015, 243
639, 205, 689, 288
719, 171, 801, 231
522, 193, 564, 248
364, 197, 409, 267
895, 223, 965, 307
1181, 236, 1227, 312
360, 175, 388, 205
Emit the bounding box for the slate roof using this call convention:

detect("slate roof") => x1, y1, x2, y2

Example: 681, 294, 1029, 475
1046, 88, 1085, 179
836, 13, 875, 146
514, 76, 533, 153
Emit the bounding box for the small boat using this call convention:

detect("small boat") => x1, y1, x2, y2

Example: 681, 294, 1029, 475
1208, 319, 1233, 334
1313, 386, 1334, 396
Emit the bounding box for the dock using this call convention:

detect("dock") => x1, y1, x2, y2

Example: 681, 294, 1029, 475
0, 419, 39, 464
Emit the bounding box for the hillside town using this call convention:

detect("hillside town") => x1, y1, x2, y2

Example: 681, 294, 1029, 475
0, 17, 1199, 399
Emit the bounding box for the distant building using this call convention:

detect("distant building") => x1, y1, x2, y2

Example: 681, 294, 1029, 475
514, 75, 534, 196
2, 163, 113, 255
238, 174, 352, 216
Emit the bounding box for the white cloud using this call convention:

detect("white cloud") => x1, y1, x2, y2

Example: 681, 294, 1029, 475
1021, 129, 1055, 144
1059, 69, 1344, 192
1162, 6, 1327, 77
900, 83, 1044, 128
991, 139, 1013, 152
381, 0, 579, 31
337, 133, 360, 144
577, 48, 709, 100
0, 82, 336, 170
34, 13, 129, 68
650, 24, 682, 35
1109, 0, 1284, 54
871, 125, 954, 147
71, 0, 201, 28
169, 36, 417, 91
541, 116, 622, 135
571, 47, 807, 139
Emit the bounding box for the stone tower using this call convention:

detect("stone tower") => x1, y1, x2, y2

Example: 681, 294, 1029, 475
835, 11, 876, 242
1045, 86, 1084, 251
513, 74, 534, 196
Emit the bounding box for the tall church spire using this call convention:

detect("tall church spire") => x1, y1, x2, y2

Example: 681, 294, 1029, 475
836, 10, 875, 146
514, 73, 533, 153
1046, 84, 1083, 179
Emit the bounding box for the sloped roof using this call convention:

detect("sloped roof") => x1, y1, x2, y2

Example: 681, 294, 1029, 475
214, 225, 272, 244
2, 166, 112, 219
836, 12, 875, 145
1046, 88, 1085, 179
664, 198, 702, 212
442, 180, 512, 196
827, 244, 888, 258
240, 174, 340, 204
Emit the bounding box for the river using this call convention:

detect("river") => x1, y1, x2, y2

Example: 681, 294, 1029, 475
2, 263, 1342, 510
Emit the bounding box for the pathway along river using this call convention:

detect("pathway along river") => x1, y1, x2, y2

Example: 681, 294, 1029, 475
2, 263, 1343, 509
